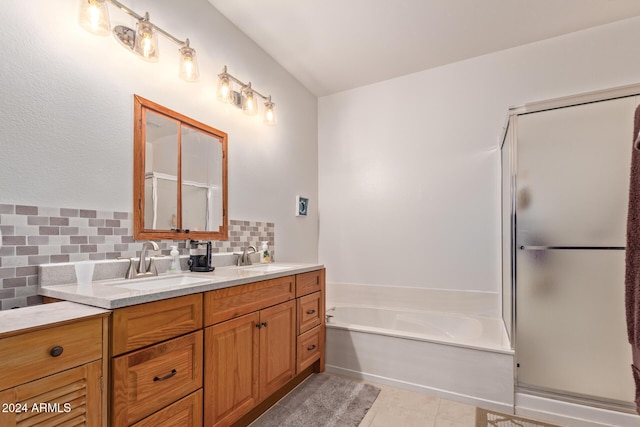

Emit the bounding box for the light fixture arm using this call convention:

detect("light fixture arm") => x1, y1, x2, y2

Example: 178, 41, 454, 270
108, 0, 188, 47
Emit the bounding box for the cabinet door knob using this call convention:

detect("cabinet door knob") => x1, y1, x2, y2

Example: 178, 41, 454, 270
261, 322, 268, 327
50, 346, 64, 357
153, 369, 177, 382
306, 309, 316, 315
307, 344, 317, 351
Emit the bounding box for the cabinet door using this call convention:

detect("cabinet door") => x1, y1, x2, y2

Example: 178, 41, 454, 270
0, 360, 102, 427
204, 312, 259, 427
259, 300, 296, 400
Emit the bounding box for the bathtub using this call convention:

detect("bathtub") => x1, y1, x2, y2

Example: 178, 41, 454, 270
324, 283, 515, 412
326, 305, 509, 352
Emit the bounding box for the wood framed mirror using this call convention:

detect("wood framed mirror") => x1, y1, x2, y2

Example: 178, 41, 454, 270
133, 95, 228, 240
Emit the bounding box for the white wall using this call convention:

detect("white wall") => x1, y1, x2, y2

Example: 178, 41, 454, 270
318, 17, 640, 292
0, 0, 318, 262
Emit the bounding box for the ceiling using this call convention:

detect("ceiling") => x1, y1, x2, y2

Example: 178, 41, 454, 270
208, 0, 640, 97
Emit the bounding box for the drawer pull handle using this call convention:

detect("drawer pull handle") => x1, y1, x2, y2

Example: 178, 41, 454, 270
153, 369, 177, 382
307, 344, 317, 351
306, 309, 316, 315
49, 346, 64, 357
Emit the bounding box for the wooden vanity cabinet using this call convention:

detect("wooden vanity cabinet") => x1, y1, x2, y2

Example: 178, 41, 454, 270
0, 311, 109, 427
203, 271, 324, 427
110, 294, 203, 426
203, 277, 296, 427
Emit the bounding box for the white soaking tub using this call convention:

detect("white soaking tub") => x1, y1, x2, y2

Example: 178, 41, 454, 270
324, 283, 515, 412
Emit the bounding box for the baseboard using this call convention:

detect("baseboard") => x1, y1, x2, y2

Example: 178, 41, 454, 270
325, 364, 513, 414
515, 393, 640, 427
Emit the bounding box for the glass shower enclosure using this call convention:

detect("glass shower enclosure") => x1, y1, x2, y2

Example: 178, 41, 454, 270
502, 89, 637, 412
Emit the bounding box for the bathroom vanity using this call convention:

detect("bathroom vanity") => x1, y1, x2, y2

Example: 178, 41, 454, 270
33, 262, 325, 426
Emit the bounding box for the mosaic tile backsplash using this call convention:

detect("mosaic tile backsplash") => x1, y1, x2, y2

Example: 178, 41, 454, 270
0, 203, 275, 310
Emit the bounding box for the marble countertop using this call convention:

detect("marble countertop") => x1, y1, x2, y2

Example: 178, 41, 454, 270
0, 301, 109, 338
39, 262, 324, 309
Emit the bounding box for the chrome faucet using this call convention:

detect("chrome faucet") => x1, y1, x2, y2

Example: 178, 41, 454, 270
237, 245, 257, 266
126, 241, 160, 279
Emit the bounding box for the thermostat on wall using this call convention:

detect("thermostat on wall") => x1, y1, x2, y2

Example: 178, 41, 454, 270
296, 196, 309, 217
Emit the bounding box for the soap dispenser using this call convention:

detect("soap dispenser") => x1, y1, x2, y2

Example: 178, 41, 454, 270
260, 241, 271, 264
168, 245, 181, 273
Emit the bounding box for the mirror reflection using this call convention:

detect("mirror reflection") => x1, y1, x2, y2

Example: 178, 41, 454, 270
134, 95, 228, 240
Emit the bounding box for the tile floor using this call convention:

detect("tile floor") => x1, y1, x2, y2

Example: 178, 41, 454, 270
351, 377, 477, 427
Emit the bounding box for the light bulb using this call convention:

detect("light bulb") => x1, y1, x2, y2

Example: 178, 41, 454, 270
179, 44, 199, 82
79, 0, 110, 36
89, 5, 101, 31
134, 17, 159, 62
143, 36, 151, 57
264, 100, 276, 125
242, 85, 258, 116
217, 74, 233, 103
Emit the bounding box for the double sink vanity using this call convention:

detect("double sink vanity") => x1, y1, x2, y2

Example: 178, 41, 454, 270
0, 259, 326, 427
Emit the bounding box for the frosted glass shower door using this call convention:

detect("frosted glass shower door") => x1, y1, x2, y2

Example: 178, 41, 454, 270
515, 96, 635, 406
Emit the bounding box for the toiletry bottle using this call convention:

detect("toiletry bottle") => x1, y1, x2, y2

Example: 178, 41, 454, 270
260, 241, 270, 263
169, 245, 180, 273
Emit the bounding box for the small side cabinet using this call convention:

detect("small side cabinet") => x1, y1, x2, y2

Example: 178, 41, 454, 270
0, 303, 110, 427
295, 269, 325, 373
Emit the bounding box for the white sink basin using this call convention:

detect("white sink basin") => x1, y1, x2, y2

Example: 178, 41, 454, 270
111, 275, 211, 291
240, 265, 294, 273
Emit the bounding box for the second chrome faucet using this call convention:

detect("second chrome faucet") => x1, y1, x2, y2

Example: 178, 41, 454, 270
237, 245, 257, 266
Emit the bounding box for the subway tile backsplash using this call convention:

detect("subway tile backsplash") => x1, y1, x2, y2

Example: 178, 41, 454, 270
0, 203, 275, 310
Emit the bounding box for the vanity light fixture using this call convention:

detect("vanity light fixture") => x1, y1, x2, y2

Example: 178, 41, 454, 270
217, 66, 277, 125
179, 41, 199, 82
216, 68, 233, 104
78, 0, 200, 82
241, 83, 258, 116
133, 14, 158, 62
79, 0, 110, 36
264, 96, 277, 126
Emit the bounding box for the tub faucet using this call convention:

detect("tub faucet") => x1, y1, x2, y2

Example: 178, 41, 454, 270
237, 245, 257, 266
126, 241, 160, 279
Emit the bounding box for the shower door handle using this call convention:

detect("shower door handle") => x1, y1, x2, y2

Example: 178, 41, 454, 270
519, 245, 625, 250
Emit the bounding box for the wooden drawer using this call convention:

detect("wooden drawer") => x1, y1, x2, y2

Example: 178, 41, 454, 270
0, 317, 102, 391
112, 330, 203, 426
204, 276, 294, 326
295, 269, 324, 297
297, 292, 321, 335
111, 293, 202, 356
0, 359, 102, 427
131, 389, 203, 427
296, 325, 321, 373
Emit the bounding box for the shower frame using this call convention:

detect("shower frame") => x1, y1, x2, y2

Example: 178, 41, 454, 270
500, 82, 640, 414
